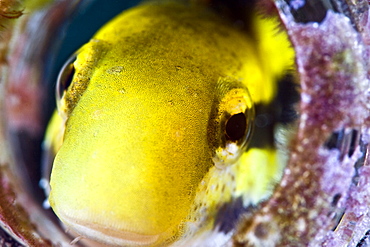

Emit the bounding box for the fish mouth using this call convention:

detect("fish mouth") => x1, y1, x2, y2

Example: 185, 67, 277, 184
61, 213, 160, 246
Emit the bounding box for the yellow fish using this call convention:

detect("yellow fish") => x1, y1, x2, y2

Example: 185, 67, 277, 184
45, 1, 295, 246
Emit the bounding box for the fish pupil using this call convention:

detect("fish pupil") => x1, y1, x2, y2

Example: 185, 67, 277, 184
225, 113, 247, 141
56, 54, 77, 102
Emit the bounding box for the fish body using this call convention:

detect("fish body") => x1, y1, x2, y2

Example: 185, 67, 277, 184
47, 1, 294, 246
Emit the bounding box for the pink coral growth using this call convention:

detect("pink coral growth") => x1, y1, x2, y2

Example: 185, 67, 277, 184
234, 2, 370, 246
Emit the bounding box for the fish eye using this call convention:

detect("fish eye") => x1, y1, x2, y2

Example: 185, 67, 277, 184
208, 81, 254, 169
56, 54, 76, 111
